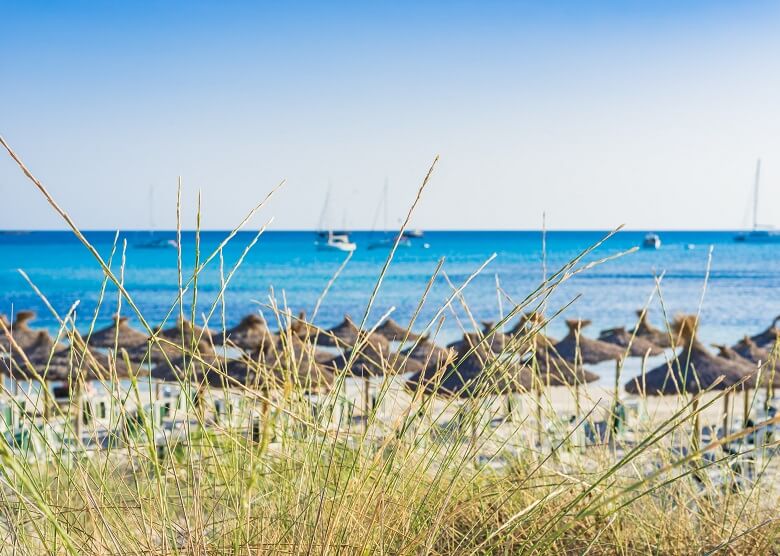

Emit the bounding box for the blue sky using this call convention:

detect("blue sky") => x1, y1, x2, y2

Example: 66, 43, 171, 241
2, 1, 780, 230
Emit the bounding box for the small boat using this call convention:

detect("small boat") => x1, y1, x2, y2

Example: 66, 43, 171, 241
135, 186, 178, 249
402, 229, 424, 239
367, 181, 412, 250
136, 237, 178, 249
315, 231, 356, 252
735, 159, 780, 243
367, 235, 412, 250
642, 233, 661, 249
315, 185, 357, 252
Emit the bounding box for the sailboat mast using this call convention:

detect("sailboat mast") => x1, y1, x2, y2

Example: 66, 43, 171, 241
383, 179, 389, 235
753, 158, 761, 231
317, 184, 331, 234
148, 186, 155, 237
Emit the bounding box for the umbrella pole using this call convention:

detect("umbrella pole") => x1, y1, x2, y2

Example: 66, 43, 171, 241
575, 381, 581, 420
43, 383, 51, 421
259, 397, 271, 449
743, 387, 750, 428
535, 386, 543, 447
723, 391, 731, 438
765, 379, 771, 413
691, 397, 700, 453
610, 359, 620, 440
364, 376, 371, 434
74, 379, 83, 442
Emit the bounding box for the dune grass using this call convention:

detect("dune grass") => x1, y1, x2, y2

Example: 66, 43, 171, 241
1, 137, 780, 554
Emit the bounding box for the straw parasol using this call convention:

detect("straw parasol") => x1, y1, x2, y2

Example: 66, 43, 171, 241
263, 333, 335, 365
3, 337, 133, 382
509, 311, 557, 349
400, 338, 456, 372
158, 317, 215, 344
1, 331, 57, 373
313, 315, 386, 349
447, 331, 507, 356
126, 334, 215, 364
327, 340, 424, 378
153, 343, 334, 394
733, 336, 774, 366
151, 352, 229, 386
288, 311, 320, 339
7, 311, 50, 351
598, 327, 664, 357
632, 310, 676, 348
711, 344, 758, 373
89, 315, 149, 350
748, 316, 780, 349
232, 354, 334, 393
553, 319, 624, 364
406, 345, 533, 399
531, 347, 600, 386
256, 335, 335, 392
625, 316, 754, 396
214, 313, 276, 351
374, 318, 422, 343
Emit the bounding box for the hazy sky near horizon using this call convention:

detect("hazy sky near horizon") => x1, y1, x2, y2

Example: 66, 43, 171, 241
3, 1, 780, 231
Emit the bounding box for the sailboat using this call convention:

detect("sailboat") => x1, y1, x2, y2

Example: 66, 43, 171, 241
367, 181, 412, 250
314, 185, 356, 252
735, 159, 780, 243
135, 186, 178, 249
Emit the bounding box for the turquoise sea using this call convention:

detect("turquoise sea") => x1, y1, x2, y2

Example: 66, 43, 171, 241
0, 230, 776, 353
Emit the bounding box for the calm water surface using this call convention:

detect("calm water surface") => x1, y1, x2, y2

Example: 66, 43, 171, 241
0, 230, 777, 355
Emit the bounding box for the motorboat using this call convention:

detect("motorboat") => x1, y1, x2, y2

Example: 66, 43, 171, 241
136, 237, 178, 249
642, 233, 661, 249
315, 231, 356, 252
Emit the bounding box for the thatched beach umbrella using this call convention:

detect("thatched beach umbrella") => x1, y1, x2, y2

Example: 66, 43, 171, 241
4, 337, 132, 382
214, 313, 276, 351
625, 327, 755, 397
312, 315, 360, 348
400, 338, 456, 372
288, 311, 320, 339
532, 347, 600, 387
157, 317, 215, 346
374, 318, 422, 343
509, 311, 557, 349
625, 316, 756, 446
327, 340, 424, 378
263, 333, 335, 368
632, 310, 676, 348
747, 316, 780, 349
1, 331, 57, 375
598, 327, 664, 357
154, 345, 334, 395
406, 345, 533, 399
89, 315, 149, 350
732, 336, 772, 366
711, 344, 758, 373
231, 353, 334, 394
8, 311, 50, 351
553, 319, 625, 364
126, 334, 215, 364
256, 336, 335, 394
448, 331, 507, 356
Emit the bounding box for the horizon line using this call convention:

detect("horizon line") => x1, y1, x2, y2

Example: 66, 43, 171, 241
0, 228, 749, 233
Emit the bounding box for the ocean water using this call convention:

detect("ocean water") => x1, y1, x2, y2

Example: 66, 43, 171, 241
0, 230, 777, 352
